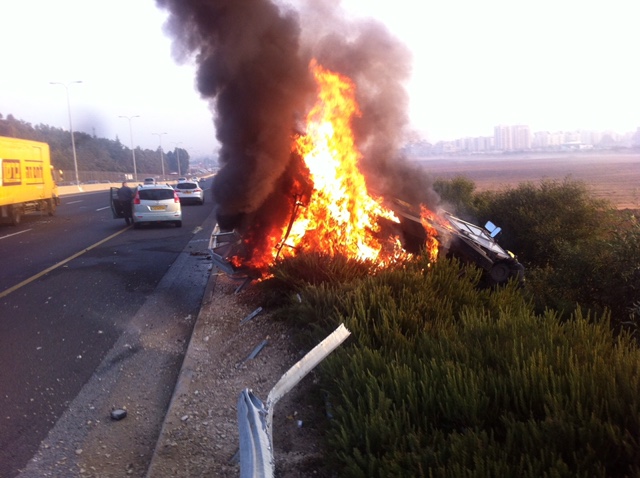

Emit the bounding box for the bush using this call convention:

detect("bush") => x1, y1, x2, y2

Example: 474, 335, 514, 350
258, 252, 386, 346
588, 212, 640, 331
433, 176, 478, 219
301, 255, 640, 477
257, 182, 640, 476
474, 178, 610, 268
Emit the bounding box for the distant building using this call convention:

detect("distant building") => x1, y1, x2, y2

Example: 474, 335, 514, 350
494, 125, 512, 151
409, 124, 639, 155
512, 125, 531, 150
494, 125, 530, 151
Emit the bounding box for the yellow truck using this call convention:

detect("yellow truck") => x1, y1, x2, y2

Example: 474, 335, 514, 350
0, 136, 59, 225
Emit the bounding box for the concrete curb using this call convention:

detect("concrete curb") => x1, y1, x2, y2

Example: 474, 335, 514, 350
144, 259, 221, 477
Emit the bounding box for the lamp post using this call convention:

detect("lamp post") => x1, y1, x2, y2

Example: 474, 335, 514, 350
50, 80, 82, 187
173, 142, 183, 177
152, 132, 167, 179
118, 115, 140, 181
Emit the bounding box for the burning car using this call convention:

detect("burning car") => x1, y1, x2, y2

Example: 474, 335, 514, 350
390, 198, 525, 287
209, 197, 525, 288
204, 63, 523, 287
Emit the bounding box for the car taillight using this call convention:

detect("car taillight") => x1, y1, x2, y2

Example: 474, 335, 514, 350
134, 191, 141, 204
195, 188, 202, 192
174, 191, 180, 203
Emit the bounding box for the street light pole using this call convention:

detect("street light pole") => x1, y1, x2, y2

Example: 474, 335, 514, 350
173, 142, 183, 177
118, 115, 140, 181
152, 132, 168, 179
50, 81, 82, 187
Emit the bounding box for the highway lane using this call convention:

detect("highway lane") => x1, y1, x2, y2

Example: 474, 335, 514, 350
0, 189, 129, 294
0, 180, 215, 477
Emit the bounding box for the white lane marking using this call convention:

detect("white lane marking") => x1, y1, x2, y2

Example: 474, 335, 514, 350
0, 227, 130, 299
0, 229, 32, 240
97, 206, 111, 211
67, 200, 83, 205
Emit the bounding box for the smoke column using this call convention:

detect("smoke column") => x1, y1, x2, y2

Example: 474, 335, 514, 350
156, 0, 438, 257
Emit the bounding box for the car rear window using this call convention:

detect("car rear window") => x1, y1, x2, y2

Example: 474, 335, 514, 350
175, 182, 198, 190
138, 189, 175, 201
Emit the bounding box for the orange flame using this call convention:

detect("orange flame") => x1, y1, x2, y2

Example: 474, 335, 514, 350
419, 205, 441, 263
272, 60, 407, 264
234, 60, 444, 274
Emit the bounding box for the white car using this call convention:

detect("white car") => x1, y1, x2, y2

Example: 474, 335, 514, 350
132, 184, 182, 228
174, 180, 205, 205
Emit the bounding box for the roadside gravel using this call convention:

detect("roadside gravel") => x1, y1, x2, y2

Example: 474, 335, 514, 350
146, 270, 334, 477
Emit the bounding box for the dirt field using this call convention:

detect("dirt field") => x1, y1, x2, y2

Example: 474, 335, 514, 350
413, 151, 640, 210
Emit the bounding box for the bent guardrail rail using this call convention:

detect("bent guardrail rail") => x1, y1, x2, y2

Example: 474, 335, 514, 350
237, 324, 351, 478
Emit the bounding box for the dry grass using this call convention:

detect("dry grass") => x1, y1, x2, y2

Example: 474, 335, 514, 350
415, 152, 640, 210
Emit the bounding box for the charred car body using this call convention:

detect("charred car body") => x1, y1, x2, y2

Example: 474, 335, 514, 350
392, 199, 525, 287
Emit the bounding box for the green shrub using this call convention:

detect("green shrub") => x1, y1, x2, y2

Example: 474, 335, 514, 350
592, 212, 640, 330
468, 178, 638, 328
258, 252, 392, 346
258, 252, 376, 308
433, 176, 478, 219
298, 256, 640, 477
474, 178, 609, 268
257, 185, 640, 476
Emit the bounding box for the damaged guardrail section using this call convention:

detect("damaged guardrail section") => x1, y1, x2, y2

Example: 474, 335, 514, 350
237, 324, 351, 478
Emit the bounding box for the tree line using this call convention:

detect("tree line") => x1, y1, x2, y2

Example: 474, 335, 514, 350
0, 113, 189, 179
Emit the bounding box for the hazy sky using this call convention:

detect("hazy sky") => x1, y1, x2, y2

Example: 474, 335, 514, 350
1, 0, 638, 157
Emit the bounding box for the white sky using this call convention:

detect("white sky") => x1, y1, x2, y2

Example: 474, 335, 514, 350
1, 0, 639, 157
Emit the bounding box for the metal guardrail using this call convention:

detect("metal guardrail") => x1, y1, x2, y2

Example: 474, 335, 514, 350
237, 324, 351, 478
237, 390, 272, 478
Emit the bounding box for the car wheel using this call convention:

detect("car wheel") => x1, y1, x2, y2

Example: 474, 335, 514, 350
47, 198, 57, 216
175, 220, 182, 228
489, 262, 511, 284
199, 198, 204, 205
10, 206, 22, 226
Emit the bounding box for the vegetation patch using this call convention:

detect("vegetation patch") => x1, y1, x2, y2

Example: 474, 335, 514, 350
260, 178, 640, 477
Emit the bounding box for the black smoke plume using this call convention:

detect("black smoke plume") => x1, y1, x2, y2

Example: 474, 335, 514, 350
156, 0, 438, 263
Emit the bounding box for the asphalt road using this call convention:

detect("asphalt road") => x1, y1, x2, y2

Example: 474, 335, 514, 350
0, 182, 216, 477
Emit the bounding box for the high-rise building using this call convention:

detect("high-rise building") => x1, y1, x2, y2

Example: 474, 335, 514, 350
512, 125, 531, 150
494, 125, 512, 151
494, 125, 530, 151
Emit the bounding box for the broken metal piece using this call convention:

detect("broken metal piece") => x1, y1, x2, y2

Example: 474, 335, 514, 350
236, 340, 269, 368
208, 225, 260, 283
240, 307, 263, 325
210, 252, 238, 275
208, 226, 243, 273
234, 277, 253, 294
247, 340, 268, 360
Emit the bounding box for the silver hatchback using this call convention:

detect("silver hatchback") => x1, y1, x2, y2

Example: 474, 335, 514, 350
132, 184, 182, 228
